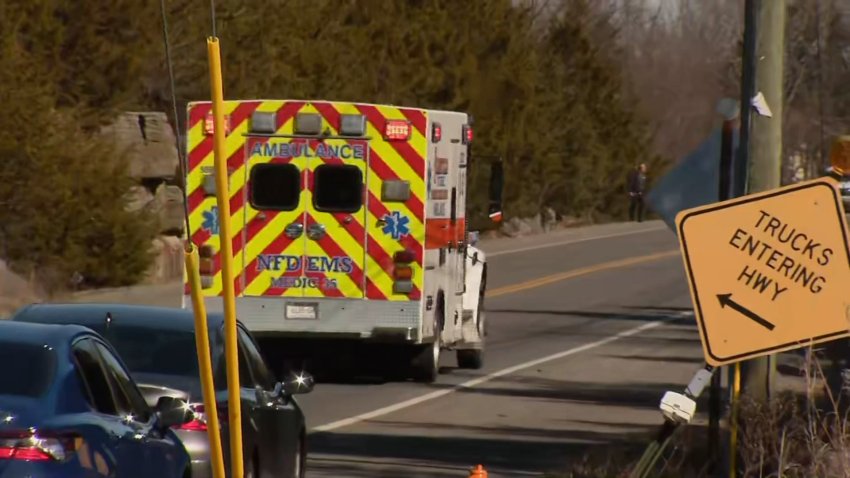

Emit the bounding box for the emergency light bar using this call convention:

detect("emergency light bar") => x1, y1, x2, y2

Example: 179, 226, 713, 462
250, 111, 277, 134
384, 120, 411, 141
294, 113, 322, 135
340, 114, 367, 136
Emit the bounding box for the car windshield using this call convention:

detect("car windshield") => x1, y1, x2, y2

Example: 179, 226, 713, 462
0, 342, 56, 397
100, 326, 203, 378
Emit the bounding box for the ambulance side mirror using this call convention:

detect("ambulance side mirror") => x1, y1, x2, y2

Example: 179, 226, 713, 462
488, 161, 504, 223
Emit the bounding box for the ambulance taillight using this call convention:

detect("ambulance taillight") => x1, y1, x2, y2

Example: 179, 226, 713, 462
384, 120, 411, 141
392, 249, 416, 294
462, 125, 473, 144
431, 122, 442, 143
198, 244, 215, 289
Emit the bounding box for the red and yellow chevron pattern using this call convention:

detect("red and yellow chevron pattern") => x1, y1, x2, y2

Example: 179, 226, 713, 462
184, 100, 427, 302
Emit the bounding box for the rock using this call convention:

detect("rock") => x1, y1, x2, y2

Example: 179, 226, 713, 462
528, 214, 545, 235
0, 260, 39, 315
144, 236, 184, 284
501, 217, 533, 237
102, 112, 180, 180
126, 185, 154, 213
148, 184, 185, 234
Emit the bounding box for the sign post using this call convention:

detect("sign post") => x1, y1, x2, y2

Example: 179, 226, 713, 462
676, 177, 850, 366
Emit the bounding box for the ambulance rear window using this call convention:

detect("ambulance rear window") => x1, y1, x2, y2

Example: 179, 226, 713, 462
313, 165, 363, 213
250, 163, 300, 210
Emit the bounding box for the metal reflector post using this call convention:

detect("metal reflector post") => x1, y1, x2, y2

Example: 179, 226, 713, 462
206, 36, 244, 478
185, 246, 226, 478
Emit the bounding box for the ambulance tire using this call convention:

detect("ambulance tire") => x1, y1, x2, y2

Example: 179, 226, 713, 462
457, 274, 486, 370
456, 349, 483, 369
412, 294, 444, 383
412, 337, 441, 383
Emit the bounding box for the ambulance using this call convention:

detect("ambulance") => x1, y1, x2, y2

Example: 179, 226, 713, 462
182, 99, 502, 382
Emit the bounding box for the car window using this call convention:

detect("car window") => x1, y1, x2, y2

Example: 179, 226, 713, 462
100, 325, 201, 379
250, 163, 300, 211
0, 341, 56, 398
72, 339, 118, 415
237, 327, 274, 390
214, 331, 255, 391
93, 341, 152, 422
312, 164, 363, 212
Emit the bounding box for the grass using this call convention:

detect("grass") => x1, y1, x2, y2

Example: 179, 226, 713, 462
549, 348, 850, 477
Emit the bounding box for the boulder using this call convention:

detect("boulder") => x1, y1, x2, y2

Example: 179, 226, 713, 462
126, 185, 154, 213
102, 112, 180, 180
0, 260, 39, 315
144, 236, 184, 284
148, 184, 185, 234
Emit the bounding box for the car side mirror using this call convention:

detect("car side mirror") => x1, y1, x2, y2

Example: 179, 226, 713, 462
279, 371, 315, 396
154, 396, 191, 430
488, 160, 504, 223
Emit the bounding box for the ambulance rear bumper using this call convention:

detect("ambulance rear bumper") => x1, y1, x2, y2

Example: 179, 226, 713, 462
186, 296, 424, 343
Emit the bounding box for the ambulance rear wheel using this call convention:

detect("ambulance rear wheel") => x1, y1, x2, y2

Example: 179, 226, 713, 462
456, 349, 483, 369
412, 337, 441, 383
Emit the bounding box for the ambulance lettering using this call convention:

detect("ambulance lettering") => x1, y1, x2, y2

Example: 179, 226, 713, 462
270, 276, 339, 290
257, 254, 353, 273
250, 142, 365, 160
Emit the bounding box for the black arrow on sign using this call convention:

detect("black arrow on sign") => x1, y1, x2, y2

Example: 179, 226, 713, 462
717, 293, 775, 331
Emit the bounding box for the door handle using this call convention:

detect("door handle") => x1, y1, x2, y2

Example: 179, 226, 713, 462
285, 223, 304, 239
307, 223, 326, 240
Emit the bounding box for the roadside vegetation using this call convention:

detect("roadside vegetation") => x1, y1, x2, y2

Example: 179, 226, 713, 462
0, 1, 847, 290
548, 349, 850, 477
0, 0, 661, 293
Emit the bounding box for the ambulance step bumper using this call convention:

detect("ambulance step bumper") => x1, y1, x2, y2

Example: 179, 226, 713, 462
189, 296, 423, 341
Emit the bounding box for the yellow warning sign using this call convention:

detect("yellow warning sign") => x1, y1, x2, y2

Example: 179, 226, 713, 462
676, 177, 850, 366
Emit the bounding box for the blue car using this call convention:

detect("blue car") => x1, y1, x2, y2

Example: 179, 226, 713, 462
0, 321, 192, 478
11, 303, 313, 478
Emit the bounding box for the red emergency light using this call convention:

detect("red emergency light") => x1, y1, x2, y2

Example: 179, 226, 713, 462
384, 120, 411, 141
431, 122, 442, 143
462, 124, 473, 144
204, 112, 232, 136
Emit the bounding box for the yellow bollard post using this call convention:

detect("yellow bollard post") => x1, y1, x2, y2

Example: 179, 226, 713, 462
729, 362, 741, 478
207, 36, 244, 478
185, 245, 226, 478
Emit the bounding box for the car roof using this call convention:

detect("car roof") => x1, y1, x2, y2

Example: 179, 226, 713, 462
11, 303, 227, 333
0, 320, 93, 348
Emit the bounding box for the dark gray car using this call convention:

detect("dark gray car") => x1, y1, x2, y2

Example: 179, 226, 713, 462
11, 303, 313, 478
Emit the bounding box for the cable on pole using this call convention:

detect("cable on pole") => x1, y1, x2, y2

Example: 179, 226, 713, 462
210, 0, 217, 37
158, 0, 193, 250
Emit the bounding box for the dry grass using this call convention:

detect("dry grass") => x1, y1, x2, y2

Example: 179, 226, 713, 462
551, 350, 850, 478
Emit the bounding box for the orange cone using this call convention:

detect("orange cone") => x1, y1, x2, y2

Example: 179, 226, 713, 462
469, 464, 488, 477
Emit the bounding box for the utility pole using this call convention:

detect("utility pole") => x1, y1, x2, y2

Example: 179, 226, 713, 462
738, 0, 786, 401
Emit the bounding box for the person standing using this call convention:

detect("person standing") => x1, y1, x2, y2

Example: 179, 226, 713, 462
627, 163, 648, 222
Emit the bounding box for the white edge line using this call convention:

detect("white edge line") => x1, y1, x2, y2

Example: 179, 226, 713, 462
310, 312, 692, 433
485, 225, 667, 258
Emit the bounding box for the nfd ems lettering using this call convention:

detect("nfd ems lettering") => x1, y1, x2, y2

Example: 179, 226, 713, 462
250, 142, 365, 160
257, 254, 354, 273
727, 210, 833, 302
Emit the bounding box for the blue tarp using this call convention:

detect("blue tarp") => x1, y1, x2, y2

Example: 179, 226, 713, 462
646, 127, 740, 235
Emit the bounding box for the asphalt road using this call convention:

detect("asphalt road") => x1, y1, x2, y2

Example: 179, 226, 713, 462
298, 221, 705, 477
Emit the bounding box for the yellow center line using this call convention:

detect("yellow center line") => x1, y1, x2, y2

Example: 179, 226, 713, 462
488, 250, 680, 298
